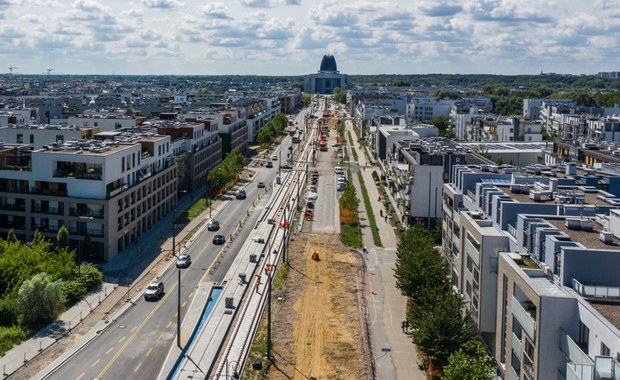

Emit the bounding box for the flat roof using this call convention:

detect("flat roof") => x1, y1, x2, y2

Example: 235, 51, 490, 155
547, 218, 620, 250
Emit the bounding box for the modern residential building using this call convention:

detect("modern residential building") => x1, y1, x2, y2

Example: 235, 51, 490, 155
0, 132, 177, 262
442, 162, 620, 379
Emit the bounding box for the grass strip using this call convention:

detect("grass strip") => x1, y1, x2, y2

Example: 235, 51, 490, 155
357, 171, 382, 247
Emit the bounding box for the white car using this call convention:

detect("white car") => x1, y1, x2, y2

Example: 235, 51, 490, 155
306, 192, 318, 201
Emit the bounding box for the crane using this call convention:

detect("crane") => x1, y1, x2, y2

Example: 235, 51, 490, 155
8, 66, 19, 75
46, 68, 54, 76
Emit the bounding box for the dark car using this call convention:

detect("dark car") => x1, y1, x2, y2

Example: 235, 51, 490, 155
144, 280, 164, 300
235, 190, 246, 199
266, 161, 273, 168
213, 234, 226, 245
207, 219, 220, 231
176, 254, 191, 268
257, 181, 265, 188
280, 163, 293, 170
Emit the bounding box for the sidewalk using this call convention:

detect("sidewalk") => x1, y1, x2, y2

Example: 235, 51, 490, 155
2, 183, 237, 380
346, 122, 426, 380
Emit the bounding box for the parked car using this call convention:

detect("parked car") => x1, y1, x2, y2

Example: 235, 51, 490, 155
306, 192, 318, 201
266, 161, 273, 168
235, 190, 246, 199
207, 219, 220, 231
280, 163, 293, 170
144, 280, 164, 300
334, 166, 344, 174
271, 154, 278, 160
257, 181, 265, 188
176, 254, 191, 268
337, 182, 345, 191
213, 234, 226, 245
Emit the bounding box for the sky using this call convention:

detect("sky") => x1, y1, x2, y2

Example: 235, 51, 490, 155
0, 0, 618, 76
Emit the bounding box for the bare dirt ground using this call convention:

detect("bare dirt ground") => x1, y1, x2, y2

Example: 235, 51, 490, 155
266, 234, 369, 380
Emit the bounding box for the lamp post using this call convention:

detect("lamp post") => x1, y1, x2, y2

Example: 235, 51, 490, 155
172, 209, 181, 348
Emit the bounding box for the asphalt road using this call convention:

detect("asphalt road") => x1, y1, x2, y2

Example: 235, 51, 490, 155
46, 163, 280, 380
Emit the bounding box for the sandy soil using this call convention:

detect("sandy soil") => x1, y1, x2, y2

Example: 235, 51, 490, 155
267, 234, 369, 380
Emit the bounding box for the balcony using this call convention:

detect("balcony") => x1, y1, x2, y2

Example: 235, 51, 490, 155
69, 208, 104, 219
69, 227, 104, 237
33, 206, 63, 215
512, 296, 536, 339
0, 203, 26, 212
572, 279, 620, 300
512, 332, 522, 355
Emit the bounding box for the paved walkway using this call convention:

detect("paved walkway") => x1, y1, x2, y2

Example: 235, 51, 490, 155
345, 121, 426, 380
4, 179, 248, 379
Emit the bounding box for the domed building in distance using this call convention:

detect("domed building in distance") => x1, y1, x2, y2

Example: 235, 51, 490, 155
303, 54, 351, 94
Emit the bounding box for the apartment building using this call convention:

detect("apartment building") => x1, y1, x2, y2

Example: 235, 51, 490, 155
443, 162, 620, 379
0, 124, 99, 149
61, 108, 137, 131
406, 96, 453, 122
0, 132, 176, 262
150, 119, 222, 192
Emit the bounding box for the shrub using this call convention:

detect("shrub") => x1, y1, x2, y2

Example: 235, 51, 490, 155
0, 326, 26, 356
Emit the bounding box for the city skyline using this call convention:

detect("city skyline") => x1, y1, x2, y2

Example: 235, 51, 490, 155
0, 0, 617, 76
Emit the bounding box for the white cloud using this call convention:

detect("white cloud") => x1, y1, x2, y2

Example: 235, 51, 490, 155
0, 0, 616, 75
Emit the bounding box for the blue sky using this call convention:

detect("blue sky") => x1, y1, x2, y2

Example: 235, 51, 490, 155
0, 0, 617, 76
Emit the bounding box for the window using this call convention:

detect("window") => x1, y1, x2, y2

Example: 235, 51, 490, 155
29, 135, 34, 144
16, 134, 23, 143
601, 342, 610, 356
578, 321, 590, 354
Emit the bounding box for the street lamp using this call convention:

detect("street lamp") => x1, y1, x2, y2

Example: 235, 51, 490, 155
172, 209, 182, 348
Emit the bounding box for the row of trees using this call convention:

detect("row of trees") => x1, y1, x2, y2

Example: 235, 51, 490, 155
394, 224, 495, 379
0, 229, 102, 354
256, 114, 289, 146
206, 149, 249, 195
333, 87, 347, 104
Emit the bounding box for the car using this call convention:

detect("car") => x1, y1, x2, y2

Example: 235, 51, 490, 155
334, 166, 344, 174
235, 190, 246, 199
213, 234, 226, 245
337, 175, 347, 182
280, 163, 293, 170
266, 161, 273, 168
332, 143, 341, 148
176, 254, 191, 268
337, 183, 345, 191
144, 280, 164, 300
271, 154, 278, 160
292, 136, 300, 144
257, 181, 265, 188
207, 219, 220, 231
306, 192, 318, 201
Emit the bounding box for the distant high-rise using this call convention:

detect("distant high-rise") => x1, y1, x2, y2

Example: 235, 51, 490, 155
304, 54, 350, 94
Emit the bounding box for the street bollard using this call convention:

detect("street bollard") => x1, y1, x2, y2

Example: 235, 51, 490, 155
80, 311, 82, 321
39, 340, 42, 352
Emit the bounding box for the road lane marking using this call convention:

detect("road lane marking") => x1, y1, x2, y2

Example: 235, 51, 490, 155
105, 347, 114, 355
118, 336, 126, 343
96, 223, 225, 378
145, 348, 153, 357
166, 320, 172, 329
91, 359, 100, 367
182, 300, 187, 307
157, 334, 163, 343
188, 291, 193, 298
75, 373, 85, 380
134, 362, 142, 373
130, 326, 137, 333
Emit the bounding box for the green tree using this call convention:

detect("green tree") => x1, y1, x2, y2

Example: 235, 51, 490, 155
6, 229, 17, 244
430, 115, 450, 136
17, 273, 64, 330
333, 87, 347, 104
56, 225, 69, 250
394, 224, 450, 303
302, 94, 312, 107
443, 340, 496, 380
272, 114, 288, 131
410, 290, 477, 369
257, 127, 273, 145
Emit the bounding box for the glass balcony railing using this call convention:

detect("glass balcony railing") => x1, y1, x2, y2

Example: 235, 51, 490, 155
512, 296, 536, 339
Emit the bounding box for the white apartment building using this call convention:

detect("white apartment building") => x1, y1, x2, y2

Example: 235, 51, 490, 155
406, 96, 453, 122
0, 133, 177, 262
443, 163, 620, 380
0, 124, 99, 149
